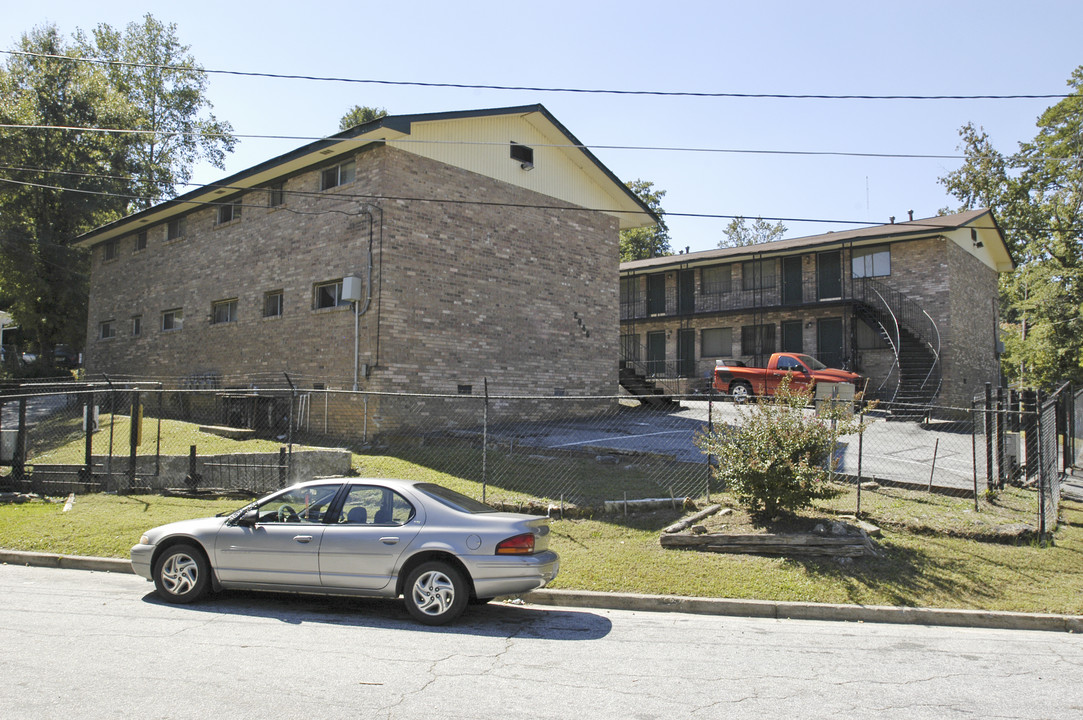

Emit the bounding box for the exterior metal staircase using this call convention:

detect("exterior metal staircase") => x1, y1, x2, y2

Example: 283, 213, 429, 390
852, 277, 942, 420
618, 351, 680, 409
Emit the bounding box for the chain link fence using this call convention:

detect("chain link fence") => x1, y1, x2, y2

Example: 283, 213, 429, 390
0, 380, 1074, 528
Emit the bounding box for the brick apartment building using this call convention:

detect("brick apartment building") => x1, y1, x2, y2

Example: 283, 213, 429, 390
75, 105, 656, 431
619, 210, 1014, 411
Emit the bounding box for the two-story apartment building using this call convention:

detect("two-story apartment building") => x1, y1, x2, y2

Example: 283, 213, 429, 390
619, 210, 1013, 411
74, 105, 656, 432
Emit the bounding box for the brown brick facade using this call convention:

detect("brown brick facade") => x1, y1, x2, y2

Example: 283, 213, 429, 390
85, 145, 619, 400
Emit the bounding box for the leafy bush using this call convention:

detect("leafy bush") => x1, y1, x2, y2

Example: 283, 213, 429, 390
697, 377, 866, 519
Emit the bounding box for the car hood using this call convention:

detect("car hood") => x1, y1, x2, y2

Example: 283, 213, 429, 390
812, 368, 861, 382
143, 515, 229, 544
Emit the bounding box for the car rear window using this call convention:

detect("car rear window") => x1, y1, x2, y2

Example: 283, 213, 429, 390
415, 483, 496, 514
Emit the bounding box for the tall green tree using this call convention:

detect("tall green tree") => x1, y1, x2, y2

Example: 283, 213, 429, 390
619, 179, 671, 262
720, 216, 787, 248
940, 66, 1083, 388
0, 25, 130, 357
77, 14, 236, 208
339, 105, 387, 131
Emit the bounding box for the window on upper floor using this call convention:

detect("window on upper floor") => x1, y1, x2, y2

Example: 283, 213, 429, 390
701, 265, 732, 294
98, 320, 116, 340
320, 159, 355, 191
314, 280, 348, 310
268, 182, 286, 208
131, 315, 142, 337
742, 259, 776, 291
162, 308, 183, 332
167, 216, 187, 241
134, 230, 147, 253
211, 299, 238, 325
216, 198, 242, 225
852, 245, 891, 278
103, 239, 119, 262
263, 290, 283, 318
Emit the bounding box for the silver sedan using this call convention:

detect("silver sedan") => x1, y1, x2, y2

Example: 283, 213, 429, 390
131, 478, 559, 625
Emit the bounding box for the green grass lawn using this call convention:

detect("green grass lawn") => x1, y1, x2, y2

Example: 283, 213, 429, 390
2, 466, 1081, 615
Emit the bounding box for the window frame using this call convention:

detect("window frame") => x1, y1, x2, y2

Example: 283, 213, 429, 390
134, 230, 147, 253
742, 259, 777, 291
98, 320, 116, 340
701, 264, 732, 295
161, 308, 184, 332
320, 159, 355, 191
131, 315, 142, 337
166, 216, 187, 241
268, 182, 286, 208
510, 141, 534, 168
211, 299, 238, 325
700, 327, 733, 358
263, 290, 284, 318
215, 199, 242, 226
314, 280, 347, 310
852, 244, 891, 278
103, 239, 119, 262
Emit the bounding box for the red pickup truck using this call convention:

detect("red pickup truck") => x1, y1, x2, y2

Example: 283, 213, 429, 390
713, 353, 861, 402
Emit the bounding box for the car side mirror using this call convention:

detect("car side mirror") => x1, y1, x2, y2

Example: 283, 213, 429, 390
235, 508, 259, 527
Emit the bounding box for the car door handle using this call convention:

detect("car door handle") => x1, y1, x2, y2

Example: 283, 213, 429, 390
379, 537, 399, 545
293, 535, 313, 543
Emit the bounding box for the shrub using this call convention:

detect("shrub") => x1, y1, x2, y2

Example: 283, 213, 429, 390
697, 377, 866, 519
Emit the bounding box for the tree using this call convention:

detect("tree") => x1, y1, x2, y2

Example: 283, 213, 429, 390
940, 66, 1083, 388
77, 14, 236, 209
720, 216, 787, 248
0, 25, 130, 357
619, 179, 671, 262
339, 105, 388, 131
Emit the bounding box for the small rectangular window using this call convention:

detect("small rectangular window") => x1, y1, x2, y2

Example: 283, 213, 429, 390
103, 239, 119, 261
701, 265, 732, 294
216, 199, 242, 225
167, 217, 187, 241
162, 308, 183, 332
741, 324, 776, 355
211, 299, 238, 324
852, 245, 891, 278
458, 384, 473, 395
742, 259, 776, 290
320, 159, 355, 190
314, 280, 347, 309
134, 231, 147, 252
268, 182, 285, 208
99, 320, 116, 340
263, 290, 283, 318
131, 315, 142, 337
701, 327, 733, 357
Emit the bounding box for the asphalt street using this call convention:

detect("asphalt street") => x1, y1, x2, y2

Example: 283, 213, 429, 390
3, 564, 1081, 720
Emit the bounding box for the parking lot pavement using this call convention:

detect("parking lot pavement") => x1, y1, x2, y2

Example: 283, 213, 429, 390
487, 398, 980, 492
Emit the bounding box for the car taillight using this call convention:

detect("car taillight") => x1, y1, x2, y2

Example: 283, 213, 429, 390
496, 533, 535, 555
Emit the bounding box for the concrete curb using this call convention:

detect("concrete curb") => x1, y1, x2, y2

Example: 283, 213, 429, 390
3, 550, 1079, 633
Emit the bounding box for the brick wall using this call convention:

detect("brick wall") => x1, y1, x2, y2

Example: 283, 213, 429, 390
85, 145, 620, 404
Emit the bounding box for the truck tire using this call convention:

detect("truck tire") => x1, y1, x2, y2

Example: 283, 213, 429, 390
730, 381, 753, 403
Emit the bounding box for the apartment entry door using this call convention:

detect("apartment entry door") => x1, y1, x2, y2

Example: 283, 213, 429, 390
817, 317, 844, 369
782, 256, 803, 306
646, 331, 666, 376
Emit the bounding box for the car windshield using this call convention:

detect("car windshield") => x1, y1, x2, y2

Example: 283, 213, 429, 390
415, 483, 496, 514
797, 354, 828, 370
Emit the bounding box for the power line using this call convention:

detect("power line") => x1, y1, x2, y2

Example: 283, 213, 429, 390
7, 123, 1077, 164
1, 49, 1071, 101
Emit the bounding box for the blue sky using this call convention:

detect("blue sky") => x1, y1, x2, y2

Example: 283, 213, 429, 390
7, 1, 1083, 251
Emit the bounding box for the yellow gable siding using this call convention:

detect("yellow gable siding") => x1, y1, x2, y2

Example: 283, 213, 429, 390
386, 112, 648, 229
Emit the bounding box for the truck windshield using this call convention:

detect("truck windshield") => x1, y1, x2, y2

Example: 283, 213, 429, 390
797, 354, 828, 370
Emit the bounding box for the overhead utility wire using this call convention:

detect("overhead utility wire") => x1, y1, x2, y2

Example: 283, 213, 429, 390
0, 123, 1052, 163
1, 50, 1071, 101
0, 174, 1011, 235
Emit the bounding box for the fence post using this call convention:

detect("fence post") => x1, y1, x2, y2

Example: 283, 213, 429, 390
482, 378, 489, 504
128, 389, 140, 493
984, 383, 993, 492
14, 397, 28, 489
278, 446, 287, 487
82, 391, 94, 488
971, 404, 979, 511
706, 383, 714, 502
857, 407, 864, 517
1021, 389, 1039, 483
995, 386, 1007, 489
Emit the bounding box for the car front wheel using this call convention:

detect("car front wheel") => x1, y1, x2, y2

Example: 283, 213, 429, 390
153, 543, 209, 603
404, 561, 468, 625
